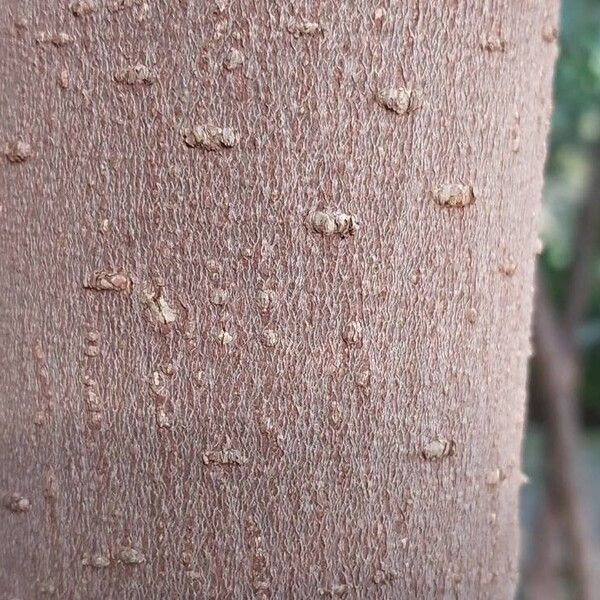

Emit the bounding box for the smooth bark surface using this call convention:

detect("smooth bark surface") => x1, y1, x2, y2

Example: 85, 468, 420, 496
1, 2, 557, 598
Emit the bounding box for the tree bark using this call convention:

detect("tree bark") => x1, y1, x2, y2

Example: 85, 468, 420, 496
0, 2, 557, 598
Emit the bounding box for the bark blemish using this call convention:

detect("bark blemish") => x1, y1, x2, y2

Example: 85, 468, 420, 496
181, 124, 238, 151
58, 69, 70, 89
480, 34, 507, 52
342, 321, 363, 346
287, 18, 323, 38
485, 468, 505, 486
466, 308, 478, 324
82, 553, 111, 568
261, 329, 279, 348
510, 112, 521, 153
118, 547, 145, 565
255, 289, 276, 313
202, 447, 247, 466
142, 289, 177, 324
85, 270, 131, 292
542, 21, 559, 43
499, 259, 517, 277
319, 583, 349, 597
433, 183, 475, 208
224, 48, 244, 71
355, 369, 371, 388
156, 408, 172, 429
114, 64, 155, 85
108, 0, 144, 12
310, 210, 359, 237
214, 329, 234, 345
3, 493, 31, 512
5, 140, 32, 163
209, 288, 228, 307
84, 344, 99, 358
373, 569, 396, 585
376, 87, 420, 115
245, 516, 271, 594
70, 0, 97, 16
421, 438, 455, 460
35, 32, 74, 47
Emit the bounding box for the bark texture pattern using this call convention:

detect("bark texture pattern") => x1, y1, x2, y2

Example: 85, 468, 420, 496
0, 1, 557, 598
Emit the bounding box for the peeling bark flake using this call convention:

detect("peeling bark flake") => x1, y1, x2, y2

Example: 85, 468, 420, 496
118, 547, 145, 564
209, 288, 228, 306
214, 329, 234, 345
287, 18, 323, 37
433, 184, 475, 208
224, 48, 244, 71
202, 448, 247, 466
70, 0, 97, 16
142, 289, 177, 324
35, 32, 74, 46
421, 438, 455, 460
261, 329, 279, 348
84, 270, 131, 291
255, 288, 276, 312
114, 64, 155, 85
342, 321, 363, 346
181, 124, 238, 151
376, 87, 420, 115
310, 210, 359, 237
5, 140, 32, 163
499, 259, 517, 277
82, 553, 111, 568
3, 493, 31, 512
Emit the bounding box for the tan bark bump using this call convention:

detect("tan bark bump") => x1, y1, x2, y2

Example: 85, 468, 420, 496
35, 32, 74, 46
373, 569, 396, 585
224, 48, 244, 71
421, 438, 455, 460
70, 0, 97, 16
433, 183, 475, 208
142, 289, 177, 324
214, 329, 234, 345
261, 329, 279, 348
310, 210, 359, 237
376, 87, 420, 115
355, 369, 371, 388
82, 553, 111, 568
202, 447, 247, 466
255, 288, 276, 312
181, 124, 238, 151
342, 321, 363, 346
319, 583, 349, 597
84, 345, 99, 358
209, 288, 228, 306
108, 0, 144, 12
156, 408, 171, 428
3, 493, 31, 512
466, 308, 478, 324
118, 547, 145, 565
480, 34, 508, 52
499, 259, 517, 277
5, 140, 32, 163
85, 270, 131, 291
114, 64, 155, 85
510, 112, 521, 153
542, 21, 558, 43
485, 468, 506, 486
287, 18, 324, 37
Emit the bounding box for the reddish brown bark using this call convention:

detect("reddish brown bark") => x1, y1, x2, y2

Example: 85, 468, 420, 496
1, 2, 557, 598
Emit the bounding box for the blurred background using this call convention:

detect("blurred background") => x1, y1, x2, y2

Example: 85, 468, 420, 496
521, 0, 600, 598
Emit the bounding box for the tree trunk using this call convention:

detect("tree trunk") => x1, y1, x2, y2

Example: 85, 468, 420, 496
0, 2, 557, 598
